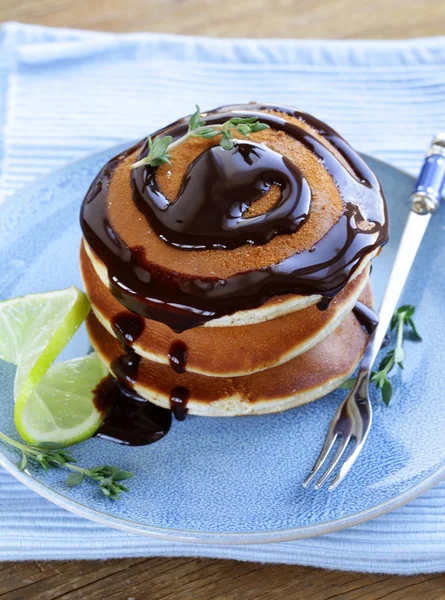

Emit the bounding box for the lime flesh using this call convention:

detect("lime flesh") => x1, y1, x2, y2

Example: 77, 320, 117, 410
0, 287, 106, 444
19, 353, 107, 445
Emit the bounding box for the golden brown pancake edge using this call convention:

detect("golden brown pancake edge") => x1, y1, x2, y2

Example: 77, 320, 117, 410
81, 241, 371, 377
86, 281, 372, 417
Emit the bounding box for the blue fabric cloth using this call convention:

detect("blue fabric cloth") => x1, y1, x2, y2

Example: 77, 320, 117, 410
1, 21, 445, 572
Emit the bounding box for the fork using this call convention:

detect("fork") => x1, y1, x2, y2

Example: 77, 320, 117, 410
304, 133, 445, 492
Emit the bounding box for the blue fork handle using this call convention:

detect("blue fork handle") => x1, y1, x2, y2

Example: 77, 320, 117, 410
411, 133, 445, 214
361, 134, 445, 372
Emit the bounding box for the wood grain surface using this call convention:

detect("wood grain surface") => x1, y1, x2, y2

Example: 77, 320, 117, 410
1, 0, 445, 38
1, 558, 445, 599
1, 1, 445, 599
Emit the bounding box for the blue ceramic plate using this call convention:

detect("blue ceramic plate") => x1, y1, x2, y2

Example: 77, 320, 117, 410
0, 146, 444, 544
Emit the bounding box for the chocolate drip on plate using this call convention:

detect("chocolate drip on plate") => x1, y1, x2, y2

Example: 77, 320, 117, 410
93, 376, 172, 446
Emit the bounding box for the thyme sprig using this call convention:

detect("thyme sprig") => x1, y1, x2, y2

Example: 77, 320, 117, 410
342, 304, 421, 405
131, 105, 270, 170
0, 432, 134, 500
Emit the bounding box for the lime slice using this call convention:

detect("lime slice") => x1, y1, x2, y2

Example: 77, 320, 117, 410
0, 287, 106, 444
19, 353, 107, 445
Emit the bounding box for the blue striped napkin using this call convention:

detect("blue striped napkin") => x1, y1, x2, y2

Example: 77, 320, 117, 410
1, 21, 445, 573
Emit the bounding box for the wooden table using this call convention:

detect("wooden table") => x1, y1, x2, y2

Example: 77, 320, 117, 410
1, 1, 445, 598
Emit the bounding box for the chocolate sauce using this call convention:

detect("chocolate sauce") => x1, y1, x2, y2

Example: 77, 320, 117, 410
316, 297, 332, 312
170, 386, 190, 421
133, 141, 311, 250
110, 351, 140, 388
111, 312, 145, 350
109, 311, 145, 386
353, 301, 379, 335
93, 376, 172, 446
168, 341, 188, 374
80, 104, 389, 332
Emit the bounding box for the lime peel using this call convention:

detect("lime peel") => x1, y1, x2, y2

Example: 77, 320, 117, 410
15, 288, 90, 406
0, 287, 106, 445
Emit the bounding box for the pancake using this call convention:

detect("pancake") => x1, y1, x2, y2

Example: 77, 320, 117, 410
105, 113, 344, 277
84, 240, 377, 328
80, 104, 387, 423
80, 103, 388, 332
87, 280, 372, 416
81, 240, 371, 377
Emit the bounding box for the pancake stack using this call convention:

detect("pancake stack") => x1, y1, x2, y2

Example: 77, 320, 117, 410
80, 104, 388, 418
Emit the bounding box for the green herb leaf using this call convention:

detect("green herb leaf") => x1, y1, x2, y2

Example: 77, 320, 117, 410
66, 472, 84, 486
0, 432, 134, 501
132, 106, 270, 169
381, 379, 393, 406
148, 156, 172, 167
18, 452, 28, 471
151, 136, 172, 158
228, 116, 260, 125
220, 131, 234, 151
236, 124, 251, 136
399, 304, 415, 318
196, 130, 221, 139
343, 304, 421, 405
362, 304, 421, 405
188, 105, 205, 131
250, 122, 270, 133
110, 469, 135, 481
377, 351, 394, 373
407, 317, 422, 341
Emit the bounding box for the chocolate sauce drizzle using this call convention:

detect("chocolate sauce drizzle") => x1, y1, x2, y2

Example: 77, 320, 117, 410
80, 103, 388, 333
168, 341, 188, 374
133, 141, 311, 250
95, 312, 172, 445
109, 312, 144, 387
111, 311, 145, 350
168, 342, 190, 419
93, 376, 172, 446
110, 352, 141, 388
169, 386, 190, 421
108, 311, 191, 428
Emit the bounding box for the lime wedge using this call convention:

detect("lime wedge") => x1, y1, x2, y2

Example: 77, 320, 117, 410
0, 287, 106, 444
19, 353, 107, 445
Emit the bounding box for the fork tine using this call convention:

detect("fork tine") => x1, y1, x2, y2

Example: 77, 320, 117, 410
327, 438, 360, 492
302, 432, 339, 488
314, 436, 352, 490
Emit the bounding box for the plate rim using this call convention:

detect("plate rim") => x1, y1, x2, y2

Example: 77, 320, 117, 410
1, 143, 443, 545
1, 445, 444, 545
